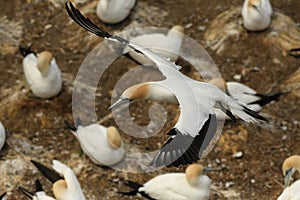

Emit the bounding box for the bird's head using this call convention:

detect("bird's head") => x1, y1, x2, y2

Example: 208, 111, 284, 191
37, 51, 53, 76
109, 83, 149, 110
53, 179, 68, 199
282, 155, 300, 188
185, 164, 205, 185
106, 126, 122, 149
248, 0, 261, 10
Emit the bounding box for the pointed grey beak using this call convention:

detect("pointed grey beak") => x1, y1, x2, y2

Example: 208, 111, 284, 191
284, 168, 293, 188
108, 98, 130, 110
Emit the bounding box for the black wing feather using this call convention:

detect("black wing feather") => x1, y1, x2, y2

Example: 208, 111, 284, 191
248, 92, 284, 107
19, 45, 35, 57
18, 186, 33, 199
288, 48, 300, 58
118, 180, 156, 200
242, 106, 268, 122
65, 2, 111, 38
31, 160, 63, 183
150, 114, 217, 167
0, 192, 6, 200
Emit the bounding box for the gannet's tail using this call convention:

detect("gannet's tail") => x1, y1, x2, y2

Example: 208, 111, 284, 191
226, 95, 268, 123
118, 180, 155, 200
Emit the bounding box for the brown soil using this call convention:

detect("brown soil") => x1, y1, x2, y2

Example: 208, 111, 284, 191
0, 0, 300, 199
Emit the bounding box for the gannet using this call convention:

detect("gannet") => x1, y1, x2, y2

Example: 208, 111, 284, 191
0, 192, 6, 200
124, 25, 184, 65
288, 48, 300, 58
19, 179, 55, 200
119, 164, 211, 200
19, 46, 62, 99
96, 0, 136, 24
209, 78, 283, 112
65, 120, 125, 166
277, 155, 300, 199
0, 122, 5, 151
241, 0, 272, 31
65, 1, 268, 167
31, 160, 86, 200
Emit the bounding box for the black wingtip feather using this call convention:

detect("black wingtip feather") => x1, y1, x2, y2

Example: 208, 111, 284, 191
18, 186, 33, 199
31, 160, 62, 183
35, 179, 43, 193
242, 106, 268, 122
218, 102, 237, 122
288, 48, 300, 58
65, 1, 112, 38
0, 192, 6, 199
19, 45, 35, 57
118, 180, 156, 200
150, 114, 217, 167
249, 92, 284, 107
64, 120, 77, 131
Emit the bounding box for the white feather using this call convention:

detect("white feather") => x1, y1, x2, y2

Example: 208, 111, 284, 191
241, 0, 272, 31
23, 53, 62, 99
51, 160, 86, 200
96, 0, 136, 24
72, 124, 125, 166
139, 173, 211, 200
0, 122, 5, 151
277, 180, 300, 200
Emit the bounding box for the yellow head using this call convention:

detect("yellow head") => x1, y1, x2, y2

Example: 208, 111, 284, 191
109, 83, 149, 110
282, 155, 300, 187
185, 164, 204, 185
53, 179, 67, 200
37, 51, 53, 76
248, 0, 261, 7
122, 83, 149, 100
107, 126, 122, 149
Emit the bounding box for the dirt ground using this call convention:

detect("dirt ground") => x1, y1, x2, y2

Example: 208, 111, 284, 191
0, 0, 300, 199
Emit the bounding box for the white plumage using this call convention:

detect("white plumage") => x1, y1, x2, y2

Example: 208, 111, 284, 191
241, 0, 272, 31
226, 81, 263, 111
21, 49, 62, 99
32, 192, 55, 200
51, 160, 86, 200
0, 192, 6, 200
19, 180, 55, 200
0, 122, 5, 151
68, 122, 125, 166
96, 0, 136, 24
124, 25, 184, 65
120, 164, 211, 200
277, 180, 300, 200
277, 155, 300, 200
31, 160, 86, 200
66, 2, 267, 167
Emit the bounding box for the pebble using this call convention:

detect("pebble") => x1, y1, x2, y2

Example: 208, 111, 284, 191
225, 181, 235, 188
233, 74, 241, 81
232, 151, 243, 158
45, 24, 53, 30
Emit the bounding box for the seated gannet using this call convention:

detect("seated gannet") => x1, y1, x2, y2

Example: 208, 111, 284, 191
96, 0, 136, 24
241, 0, 272, 31
119, 164, 211, 200
19, 46, 62, 99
